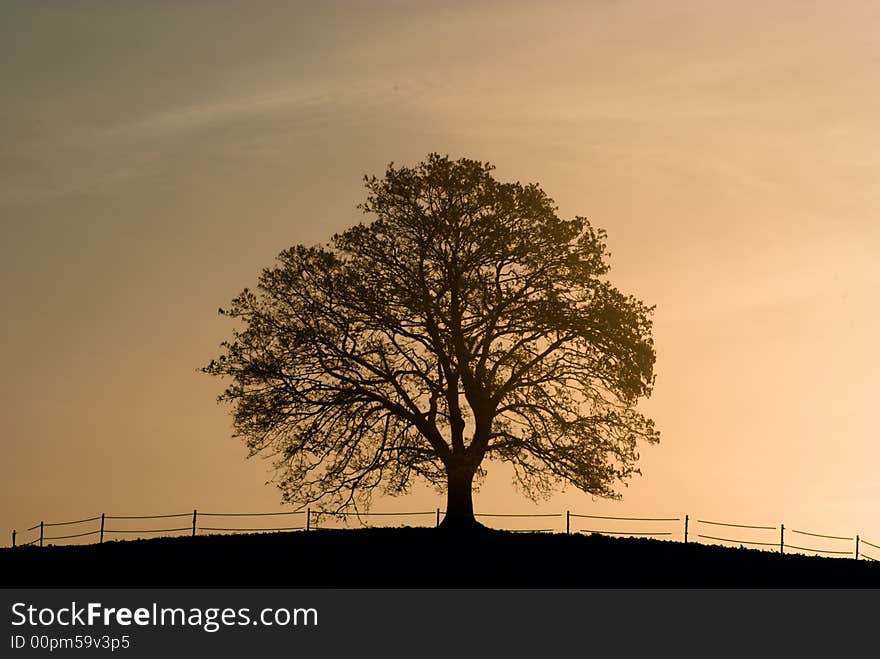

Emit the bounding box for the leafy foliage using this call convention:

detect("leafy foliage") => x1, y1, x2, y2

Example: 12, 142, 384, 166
204, 154, 658, 514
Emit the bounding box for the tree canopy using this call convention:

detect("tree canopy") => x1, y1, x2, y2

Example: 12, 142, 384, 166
204, 154, 659, 528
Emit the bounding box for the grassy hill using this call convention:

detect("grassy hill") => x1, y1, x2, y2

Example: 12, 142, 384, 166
3, 527, 879, 587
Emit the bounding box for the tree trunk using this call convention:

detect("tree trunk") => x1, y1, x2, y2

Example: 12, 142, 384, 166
440, 462, 480, 531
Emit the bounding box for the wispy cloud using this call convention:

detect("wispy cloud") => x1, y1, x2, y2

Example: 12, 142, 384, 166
90, 85, 343, 144
1, 80, 400, 206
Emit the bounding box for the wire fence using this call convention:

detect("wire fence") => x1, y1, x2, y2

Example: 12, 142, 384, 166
8, 508, 879, 563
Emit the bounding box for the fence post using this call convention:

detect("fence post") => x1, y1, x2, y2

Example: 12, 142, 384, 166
684, 515, 689, 544
436, 508, 440, 528
780, 524, 784, 554
306, 508, 310, 532
100, 513, 105, 544
12, 530, 15, 548
855, 535, 860, 560
192, 510, 197, 537
566, 511, 570, 535
40, 521, 44, 548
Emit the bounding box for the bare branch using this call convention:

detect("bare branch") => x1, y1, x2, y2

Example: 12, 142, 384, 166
205, 154, 658, 516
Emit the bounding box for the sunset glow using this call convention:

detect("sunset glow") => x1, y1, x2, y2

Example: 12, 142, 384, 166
2, 1, 878, 550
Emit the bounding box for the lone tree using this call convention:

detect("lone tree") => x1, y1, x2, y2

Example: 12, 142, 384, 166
204, 154, 659, 529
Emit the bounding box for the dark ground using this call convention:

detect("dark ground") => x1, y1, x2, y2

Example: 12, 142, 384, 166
3, 527, 879, 587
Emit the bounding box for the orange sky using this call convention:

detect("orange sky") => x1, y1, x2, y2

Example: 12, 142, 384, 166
2, 1, 878, 552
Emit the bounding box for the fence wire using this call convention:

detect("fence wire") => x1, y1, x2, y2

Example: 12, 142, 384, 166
43, 515, 102, 528
580, 529, 673, 536
785, 544, 853, 556
476, 513, 562, 518
199, 511, 306, 517
106, 513, 190, 520
199, 526, 305, 532
104, 527, 191, 534
697, 534, 778, 547
570, 513, 679, 521
790, 528, 853, 541
322, 511, 434, 517
697, 519, 776, 530
44, 530, 100, 541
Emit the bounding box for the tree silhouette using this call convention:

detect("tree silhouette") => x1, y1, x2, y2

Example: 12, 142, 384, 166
204, 154, 659, 529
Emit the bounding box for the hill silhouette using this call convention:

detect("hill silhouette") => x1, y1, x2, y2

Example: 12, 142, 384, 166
3, 528, 879, 587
